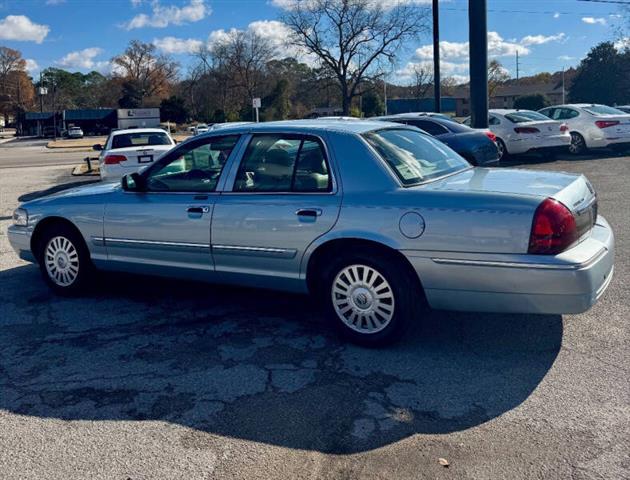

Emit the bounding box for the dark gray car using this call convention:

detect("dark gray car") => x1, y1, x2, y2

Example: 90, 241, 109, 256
375, 114, 500, 166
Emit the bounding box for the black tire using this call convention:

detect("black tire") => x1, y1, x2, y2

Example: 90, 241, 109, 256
569, 132, 587, 155
37, 223, 94, 295
321, 250, 420, 347
496, 138, 509, 161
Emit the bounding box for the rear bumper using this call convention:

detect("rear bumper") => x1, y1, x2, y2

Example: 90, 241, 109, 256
403, 216, 614, 315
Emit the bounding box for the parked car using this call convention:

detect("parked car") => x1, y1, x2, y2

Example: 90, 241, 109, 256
463, 109, 571, 160
93, 128, 175, 182
375, 113, 500, 166
539, 104, 630, 155
42, 126, 57, 138
194, 124, 210, 135
65, 126, 84, 139
209, 121, 253, 131
9, 120, 614, 346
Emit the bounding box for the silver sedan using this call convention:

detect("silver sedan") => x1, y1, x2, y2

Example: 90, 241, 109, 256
8, 120, 614, 346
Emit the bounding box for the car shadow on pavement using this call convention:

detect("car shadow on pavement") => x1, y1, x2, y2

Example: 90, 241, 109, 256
0, 264, 563, 454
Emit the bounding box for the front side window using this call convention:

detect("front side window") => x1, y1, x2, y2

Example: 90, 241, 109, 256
234, 134, 331, 192
112, 131, 172, 149
145, 135, 239, 192
363, 128, 470, 186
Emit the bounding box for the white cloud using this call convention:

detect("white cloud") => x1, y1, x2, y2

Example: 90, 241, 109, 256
553, 12, 560, 19
582, 17, 606, 26
521, 33, 565, 46
123, 0, 209, 30
46, 0, 66, 4
24, 59, 39, 74
153, 36, 204, 54
57, 47, 111, 72
208, 20, 317, 65
615, 38, 630, 51
0, 15, 49, 43
558, 55, 575, 61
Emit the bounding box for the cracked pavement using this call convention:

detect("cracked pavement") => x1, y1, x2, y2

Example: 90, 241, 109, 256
0, 154, 628, 479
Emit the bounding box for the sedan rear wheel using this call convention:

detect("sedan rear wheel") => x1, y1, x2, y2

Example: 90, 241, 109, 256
496, 138, 508, 161
569, 132, 587, 155
324, 252, 418, 346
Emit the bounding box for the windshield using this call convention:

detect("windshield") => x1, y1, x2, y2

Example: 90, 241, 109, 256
505, 111, 550, 123
363, 128, 470, 186
583, 105, 627, 116
112, 132, 172, 149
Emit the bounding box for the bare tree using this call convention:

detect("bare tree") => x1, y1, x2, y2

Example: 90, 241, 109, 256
410, 63, 433, 100
112, 40, 179, 105
488, 59, 510, 99
284, 0, 429, 114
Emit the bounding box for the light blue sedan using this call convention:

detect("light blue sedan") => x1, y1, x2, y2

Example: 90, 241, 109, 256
8, 120, 614, 346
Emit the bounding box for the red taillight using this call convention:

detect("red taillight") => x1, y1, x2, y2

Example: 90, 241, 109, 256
528, 198, 578, 255
104, 154, 127, 165
595, 120, 619, 129
484, 130, 497, 142
514, 127, 540, 134
560, 124, 569, 132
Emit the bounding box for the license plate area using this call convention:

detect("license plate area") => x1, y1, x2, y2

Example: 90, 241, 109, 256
138, 154, 154, 164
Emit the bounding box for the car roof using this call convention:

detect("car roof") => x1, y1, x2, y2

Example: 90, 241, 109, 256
489, 109, 538, 114
112, 128, 169, 135
195, 119, 408, 137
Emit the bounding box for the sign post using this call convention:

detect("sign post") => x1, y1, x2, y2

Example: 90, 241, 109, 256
252, 98, 261, 123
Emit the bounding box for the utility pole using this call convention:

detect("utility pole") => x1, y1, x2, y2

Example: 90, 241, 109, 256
383, 76, 388, 115
516, 51, 520, 82
469, 0, 488, 129
562, 67, 566, 104
432, 0, 441, 113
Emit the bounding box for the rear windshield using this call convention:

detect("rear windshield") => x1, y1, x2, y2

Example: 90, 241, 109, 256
505, 111, 550, 123
583, 105, 627, 116
363, 128, 470, 186
112, 132, 172, 149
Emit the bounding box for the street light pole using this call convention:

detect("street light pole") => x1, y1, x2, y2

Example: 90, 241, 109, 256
469, 0, 488, 129
432, 0, 441, 113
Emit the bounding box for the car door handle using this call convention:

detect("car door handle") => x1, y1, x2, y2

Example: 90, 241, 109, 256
187, 206, 209, 214
296, 208, 322, 217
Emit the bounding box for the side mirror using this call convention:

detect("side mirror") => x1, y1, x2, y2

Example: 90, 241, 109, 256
92, 144, 103, 151
121, 172, 144, 192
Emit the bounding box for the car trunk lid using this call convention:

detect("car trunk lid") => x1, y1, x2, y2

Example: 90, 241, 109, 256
423, 167, 598, 240
104, 145, 173, 167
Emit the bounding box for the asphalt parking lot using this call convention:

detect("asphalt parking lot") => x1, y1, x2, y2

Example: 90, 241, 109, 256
0, 146, 628, 479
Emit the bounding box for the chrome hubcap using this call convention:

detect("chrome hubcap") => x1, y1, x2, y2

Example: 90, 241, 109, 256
497, 140, 504, 159
332, 264, 395, 334
44, 236, 79, 287
570, 134, 583, 153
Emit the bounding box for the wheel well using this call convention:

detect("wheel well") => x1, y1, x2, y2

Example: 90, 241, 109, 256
305, 238, 422, 296
30, 217, 86, 262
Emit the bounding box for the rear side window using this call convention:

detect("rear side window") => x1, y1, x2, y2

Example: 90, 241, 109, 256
234, 134, 331, 193
505, 111, 550, 123
112, 131, 172, 149
407, 120, 449, 136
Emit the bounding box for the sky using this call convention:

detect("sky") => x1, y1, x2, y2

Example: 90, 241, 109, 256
0, 0, 626, 85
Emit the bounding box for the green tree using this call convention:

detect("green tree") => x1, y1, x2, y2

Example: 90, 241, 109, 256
118, 80, 143, 108
514, 93, 550, 111
362, 89, 384, 117
264, 79, 291, 120
160, 95, 189, 123
569, 42, 630, 105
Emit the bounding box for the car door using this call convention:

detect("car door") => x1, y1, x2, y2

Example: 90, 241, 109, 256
211, 132, 342, 286
103, 134, 241, 274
